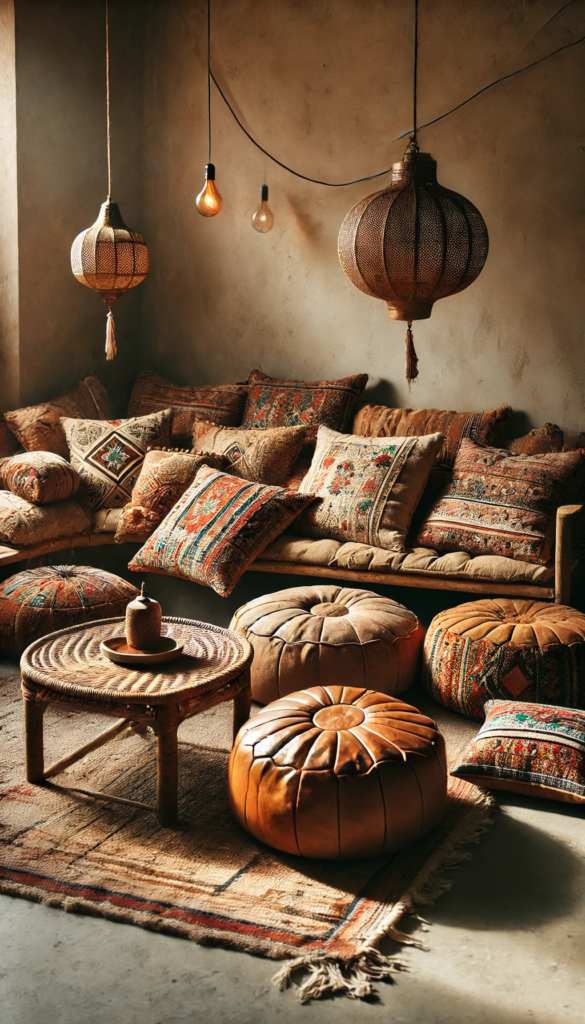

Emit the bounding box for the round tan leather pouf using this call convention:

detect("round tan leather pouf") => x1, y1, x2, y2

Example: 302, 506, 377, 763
424, 599, 585, 719
229, 685, 446, 859
230, 586, 425, 704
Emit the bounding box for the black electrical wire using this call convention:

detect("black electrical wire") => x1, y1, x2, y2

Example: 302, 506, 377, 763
207, 0, 211, 162
210, 6, 585, 187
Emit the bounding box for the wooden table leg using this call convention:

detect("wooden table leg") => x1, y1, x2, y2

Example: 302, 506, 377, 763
156, 703, 179, 827
233, 678, 252, 743
24, 694, 46, 783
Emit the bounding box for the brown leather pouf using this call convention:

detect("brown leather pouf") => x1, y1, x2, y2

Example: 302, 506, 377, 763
424, 599, 585, 719
230, 586, 425, 704
229, 685, 446, 859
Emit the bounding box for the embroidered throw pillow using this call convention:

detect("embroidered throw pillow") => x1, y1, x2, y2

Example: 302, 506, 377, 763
115, 448, 228, 543
128, 466, 315, 597
128, 370, 248, 446
507, 423, 564, 456
4, 376, 114, 459
61, 410, 171, 510
451, 700, 585, 804
1, 452, 79, 505
192, 424, 306, 486
242, 370, 368, 441
0, 492, 92, 547
352, 403, 512, 469
295, 425, 442, 551
417, 439, 585, 565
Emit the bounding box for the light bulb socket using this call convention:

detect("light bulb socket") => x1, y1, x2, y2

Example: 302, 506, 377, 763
261, 184, 269, 201
205, 163, 216, 180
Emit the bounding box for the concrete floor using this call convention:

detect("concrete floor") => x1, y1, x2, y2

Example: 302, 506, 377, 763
1, 558, 585, 1022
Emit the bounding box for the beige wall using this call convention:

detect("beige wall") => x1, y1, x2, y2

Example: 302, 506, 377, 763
12, 0, 144, 414
0, 0, 19, 411
140, 0, 585, 435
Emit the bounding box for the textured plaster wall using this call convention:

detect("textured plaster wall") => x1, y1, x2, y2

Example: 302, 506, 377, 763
140, 0, 585, 434
0, 0, 19, 411
12, 0, 144, 413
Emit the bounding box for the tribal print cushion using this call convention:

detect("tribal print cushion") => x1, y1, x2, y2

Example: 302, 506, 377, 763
192, 424, 306, 486
242, 370, 368, 442
61, 410, 171, 510
128, 466, 315, 597
128, 370, 248, 447
451, 700, 585, 804
295, 425, 442, 551
417, 439, 585, 564
4, 376, 114, 459
1, 451, 80, 505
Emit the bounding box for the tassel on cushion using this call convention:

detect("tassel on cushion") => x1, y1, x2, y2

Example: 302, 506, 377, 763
105, 308, 117, 361
405, 321, 419, 383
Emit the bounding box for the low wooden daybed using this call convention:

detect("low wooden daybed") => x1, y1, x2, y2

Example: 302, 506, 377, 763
0, 503, 581, 605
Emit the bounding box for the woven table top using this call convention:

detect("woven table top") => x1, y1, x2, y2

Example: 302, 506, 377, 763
20, 617, 253, 705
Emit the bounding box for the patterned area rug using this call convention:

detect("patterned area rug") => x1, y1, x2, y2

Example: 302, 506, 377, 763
0, 674, 494, 1002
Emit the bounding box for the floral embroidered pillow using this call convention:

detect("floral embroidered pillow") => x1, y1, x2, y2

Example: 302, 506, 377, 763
128, 466, 314, 597
61, 410, 171, 510
417, 439, 585, 564
1, 451, 79, 505
242, 370, 368, 442
192, 424, 306, 486
295, 425, 442, 551
451, 699, 585, 804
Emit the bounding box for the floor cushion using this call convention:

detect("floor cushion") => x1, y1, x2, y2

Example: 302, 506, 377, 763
242, 369, 368, 441
128, 370, 248, 447
1, 451, 79, 504
128, 466, 315, 597
0, 565, 138, 656
416, 439, 585, 565
451, 699, 585, 804
61, 410, 172, 510
192, 424, 306, 486
353, 402, 512, 469
4, 376, 113, 459
230, 585, 425, 704
295, 425, 442, 551
115, 447, 228, 543
0, 492, 92, 547
424, 599, 585, 719
228, 685, 447, 858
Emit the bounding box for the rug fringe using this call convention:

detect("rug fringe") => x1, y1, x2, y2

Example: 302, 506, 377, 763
273, 947, 407, 1003
273, 787, 496, 1002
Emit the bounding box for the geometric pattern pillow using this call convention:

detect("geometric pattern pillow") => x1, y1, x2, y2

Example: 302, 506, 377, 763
61, 410, 171, 510
417, 438, 585, 565
4, 375, 114, 459
128, 465, 315, 597
242, 370, 368, 442
451, 699, 585, 804
1, 451, 80, 505
128, 370, 248, 447
114, 447, 228, 543
295, 425, 442, 551
352, 402, 512, 469
192, 424, 306, 486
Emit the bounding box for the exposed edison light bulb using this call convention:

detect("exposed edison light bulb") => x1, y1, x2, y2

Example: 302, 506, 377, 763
252, 184, 274, 233
196, 163, 223, 217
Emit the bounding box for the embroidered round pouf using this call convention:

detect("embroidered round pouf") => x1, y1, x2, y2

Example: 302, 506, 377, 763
229, 685, 446, 859
424, 599, 585, 719
0, 565, 139, 656
229, 586, 425, 704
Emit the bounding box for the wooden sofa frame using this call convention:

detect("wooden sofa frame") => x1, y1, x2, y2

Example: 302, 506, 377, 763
0, 504, 581, 605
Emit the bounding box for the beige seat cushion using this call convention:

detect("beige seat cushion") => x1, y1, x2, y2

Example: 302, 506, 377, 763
260, 533, 553, 584
0, 492, 93, 547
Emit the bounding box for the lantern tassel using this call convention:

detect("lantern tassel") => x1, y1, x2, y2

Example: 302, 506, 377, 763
405, 322, 419, 383
105, 309, 117, 361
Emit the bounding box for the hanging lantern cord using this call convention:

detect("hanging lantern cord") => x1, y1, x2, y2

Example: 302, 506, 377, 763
207, 0, 212, 162
105, 0, 112, 198
412, 0, 418, 149
405, 322, 419, 383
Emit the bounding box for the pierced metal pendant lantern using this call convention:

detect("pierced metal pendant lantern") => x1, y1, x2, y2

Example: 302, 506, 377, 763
338, 142, 488, 380
71, 199, 149, 360
339, 143, 488, 378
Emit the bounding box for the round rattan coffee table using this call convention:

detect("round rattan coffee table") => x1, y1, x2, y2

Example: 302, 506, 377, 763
20, 616, 253, 827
